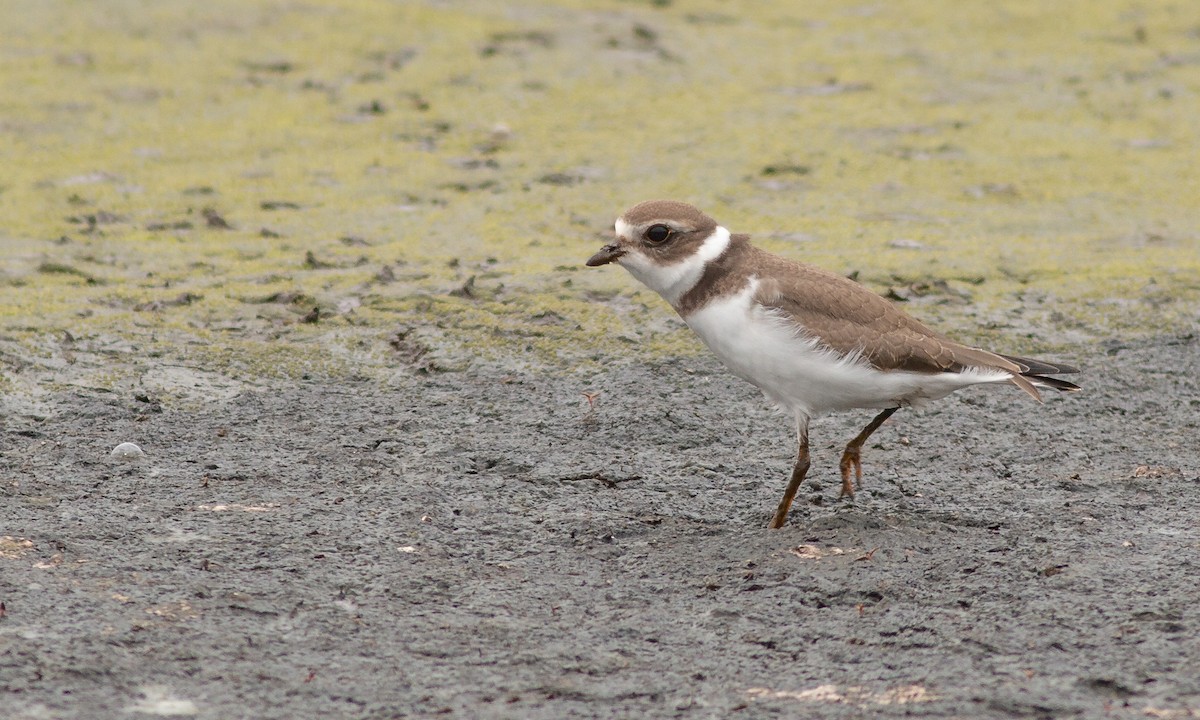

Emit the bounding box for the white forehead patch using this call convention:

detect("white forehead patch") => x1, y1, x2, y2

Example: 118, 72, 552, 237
614, 217, 634, 239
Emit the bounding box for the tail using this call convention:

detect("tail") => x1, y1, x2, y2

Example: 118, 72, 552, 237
999, 353, 1081, 402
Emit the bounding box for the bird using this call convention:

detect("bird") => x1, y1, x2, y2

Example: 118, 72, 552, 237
585, 200, 1080, 528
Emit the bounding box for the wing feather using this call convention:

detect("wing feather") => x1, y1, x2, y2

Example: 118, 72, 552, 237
747, 250, 1023, 377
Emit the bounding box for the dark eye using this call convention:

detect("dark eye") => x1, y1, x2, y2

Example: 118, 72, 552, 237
645, 224, 671, 244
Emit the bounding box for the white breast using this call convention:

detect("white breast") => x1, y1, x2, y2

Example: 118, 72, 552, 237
683, 281, 1012, 418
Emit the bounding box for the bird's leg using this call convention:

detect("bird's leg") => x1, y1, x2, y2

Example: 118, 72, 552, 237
839, 408, 898, 497
769, 416, 810, 529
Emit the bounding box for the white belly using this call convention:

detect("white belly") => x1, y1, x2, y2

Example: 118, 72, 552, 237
683, 283, 1009, 418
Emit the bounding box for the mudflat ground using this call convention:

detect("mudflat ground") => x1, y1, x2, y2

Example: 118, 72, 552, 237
3, 337, 1199, 718
3, 1, 1200, 718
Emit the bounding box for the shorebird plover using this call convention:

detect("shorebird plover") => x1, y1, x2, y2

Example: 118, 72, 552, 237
586, 200, 1080, 528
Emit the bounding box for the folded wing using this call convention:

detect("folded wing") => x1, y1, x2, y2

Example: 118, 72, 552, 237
748, 251, 1079, 401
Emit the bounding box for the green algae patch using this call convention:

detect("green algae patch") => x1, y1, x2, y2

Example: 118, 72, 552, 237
2, 0, 1198, 391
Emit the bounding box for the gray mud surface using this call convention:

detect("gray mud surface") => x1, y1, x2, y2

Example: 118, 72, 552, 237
3, 335, 1199, 719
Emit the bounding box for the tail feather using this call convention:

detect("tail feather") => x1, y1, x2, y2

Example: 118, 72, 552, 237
1008, 372, 1043, 403
999, 353, 1080, 376
1026, 374, 1081, 392
991, 353, 1081, 401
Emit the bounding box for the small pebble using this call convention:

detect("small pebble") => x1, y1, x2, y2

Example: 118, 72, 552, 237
111, 442, 145, 461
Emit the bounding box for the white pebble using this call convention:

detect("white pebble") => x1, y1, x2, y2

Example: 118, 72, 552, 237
110, 442, 145, 461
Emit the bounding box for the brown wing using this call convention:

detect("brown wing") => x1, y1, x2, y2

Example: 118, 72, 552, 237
746, 247, 1024, 378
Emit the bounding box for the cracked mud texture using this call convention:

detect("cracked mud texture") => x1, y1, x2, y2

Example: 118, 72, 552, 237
3, 338, 1200, 719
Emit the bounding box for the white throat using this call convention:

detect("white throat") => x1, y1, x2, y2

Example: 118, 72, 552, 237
619, 225, 731, 306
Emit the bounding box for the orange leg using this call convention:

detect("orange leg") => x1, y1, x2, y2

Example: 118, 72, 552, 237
838, 408, 898, 497
770, 417, 810, 528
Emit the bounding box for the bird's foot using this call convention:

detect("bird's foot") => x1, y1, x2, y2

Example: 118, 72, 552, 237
838, 447, 863, 498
